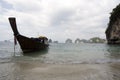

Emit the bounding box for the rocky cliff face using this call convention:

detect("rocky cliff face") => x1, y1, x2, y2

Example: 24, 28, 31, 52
106, 4, 120, 44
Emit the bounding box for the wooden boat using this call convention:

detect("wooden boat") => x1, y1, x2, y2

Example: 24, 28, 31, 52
8, 17, 49, 53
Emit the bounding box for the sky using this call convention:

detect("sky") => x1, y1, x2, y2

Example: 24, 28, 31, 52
0, 0, 120, 42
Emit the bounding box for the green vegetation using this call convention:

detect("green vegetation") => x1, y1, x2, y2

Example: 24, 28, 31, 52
89, 37, 106, 43
109, 4, 120, 26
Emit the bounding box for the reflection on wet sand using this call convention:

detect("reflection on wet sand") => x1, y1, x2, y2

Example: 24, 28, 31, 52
0, 62, 120, 80
110, 63, 120, 80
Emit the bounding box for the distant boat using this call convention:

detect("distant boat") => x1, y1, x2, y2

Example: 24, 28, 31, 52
8, 17, 49, 53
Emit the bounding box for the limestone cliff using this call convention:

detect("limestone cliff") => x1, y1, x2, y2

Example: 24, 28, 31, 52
106, 4, 120, 44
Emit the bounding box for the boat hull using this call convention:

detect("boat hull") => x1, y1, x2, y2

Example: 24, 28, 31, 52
16, 35, 49, 53
9, 17, 49, 53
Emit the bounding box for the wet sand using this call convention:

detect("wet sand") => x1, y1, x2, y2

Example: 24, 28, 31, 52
0, 62, 120, 80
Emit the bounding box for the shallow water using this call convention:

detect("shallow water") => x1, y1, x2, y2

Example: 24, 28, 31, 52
0, 42, 120, 64
0, 42, 120, 80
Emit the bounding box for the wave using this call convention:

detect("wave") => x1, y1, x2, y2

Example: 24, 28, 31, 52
1, 57, 119, 64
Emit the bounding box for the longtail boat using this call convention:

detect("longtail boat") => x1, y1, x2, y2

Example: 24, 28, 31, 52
8, 17, 49, 53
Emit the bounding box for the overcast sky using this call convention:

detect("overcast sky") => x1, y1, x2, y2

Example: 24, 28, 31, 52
0, 0, 119, 42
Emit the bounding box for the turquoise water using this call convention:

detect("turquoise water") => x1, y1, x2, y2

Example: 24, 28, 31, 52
0, 42, 120, 64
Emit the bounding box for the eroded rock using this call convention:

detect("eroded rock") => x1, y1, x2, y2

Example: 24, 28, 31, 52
106, 4, 120, 44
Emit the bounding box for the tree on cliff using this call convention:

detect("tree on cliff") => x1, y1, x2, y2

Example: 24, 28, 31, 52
109, 4, 120, 27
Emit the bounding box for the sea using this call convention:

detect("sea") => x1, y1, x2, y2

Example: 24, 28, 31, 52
0, 42, 120, 80
0, 42, 120, 64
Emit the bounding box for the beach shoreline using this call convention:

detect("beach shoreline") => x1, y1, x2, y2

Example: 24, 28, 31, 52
0, 62, 120, 80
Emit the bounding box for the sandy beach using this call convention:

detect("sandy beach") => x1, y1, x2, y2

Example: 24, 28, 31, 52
0, 62, 120, 80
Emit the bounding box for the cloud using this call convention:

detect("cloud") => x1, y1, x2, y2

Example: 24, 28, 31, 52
0, 0, 120, 42
51, 9, 75, 26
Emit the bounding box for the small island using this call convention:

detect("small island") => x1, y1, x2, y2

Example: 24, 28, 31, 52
65, 37, 106, 44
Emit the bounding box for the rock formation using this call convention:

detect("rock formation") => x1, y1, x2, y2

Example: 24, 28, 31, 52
65, 39, 72, 43
106, 4, 120, 44
75, 38, 81, 43
48, 39, 52, 43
